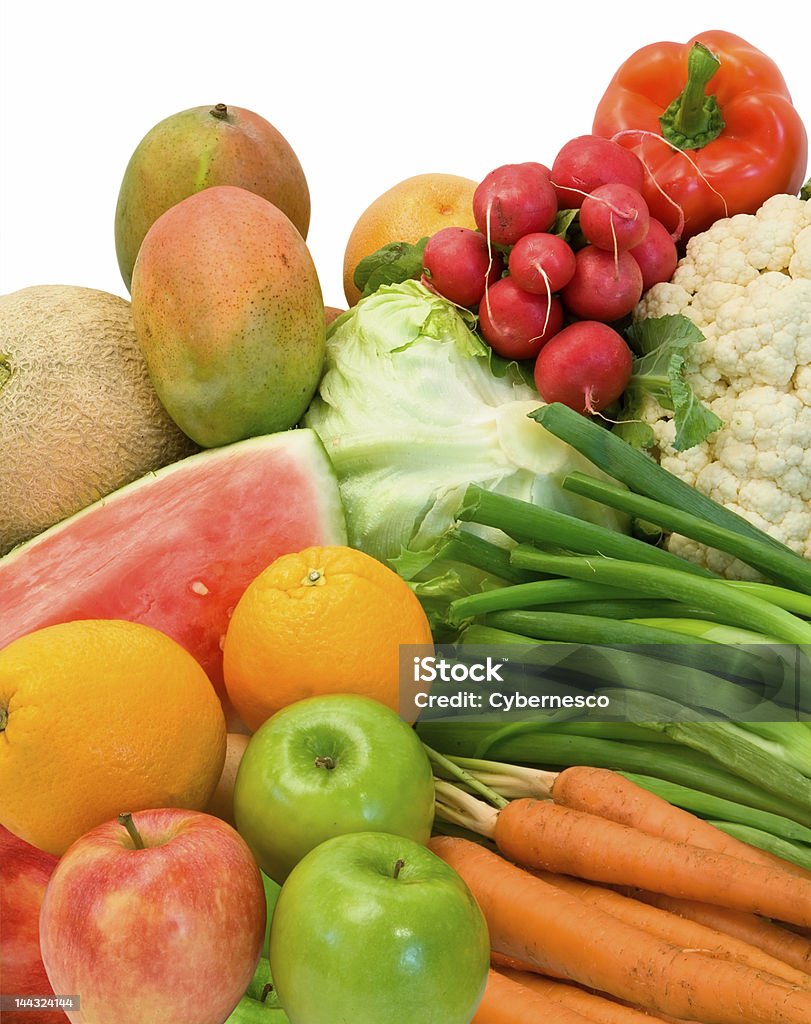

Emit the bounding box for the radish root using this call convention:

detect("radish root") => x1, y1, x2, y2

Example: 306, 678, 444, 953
609, 129, 730, 241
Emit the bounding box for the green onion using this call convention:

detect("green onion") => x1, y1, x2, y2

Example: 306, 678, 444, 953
537, 599, 740, 622
709, 821, 811, 871
622, 773, 811, 844
506, 551, 811, 645
414, 722, 811, 827
734, 722, 811, 777
449, 578, 643, 624
459, 485, 712, 576
636, 716, 811, 810
435, 528, 540, 585
628, 618, 781, 645
547, 722, 679, 744
457, 624, 541, 645
725, 581, 811, 618
563, 470, 811, 595
485, 609, 714, 646
531, 403, 793, 554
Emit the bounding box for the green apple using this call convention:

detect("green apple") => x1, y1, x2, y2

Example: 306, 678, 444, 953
269, 832, 489, 1024
261, 871, 281, 957
233, 694, 435, 881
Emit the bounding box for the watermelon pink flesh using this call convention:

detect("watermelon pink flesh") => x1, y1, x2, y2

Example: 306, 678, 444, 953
0, 429, 346, 699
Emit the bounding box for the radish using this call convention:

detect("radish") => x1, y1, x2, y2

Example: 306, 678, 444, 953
422, 227, 503, 307
479, 277, 563, 360
580, 183, 650, 253
534, 321, 632, 414
551, 135, 645, 209
561, 245, 643, 322
508, 233, 576, 296
473, 163, 557, 247
629, 217, 679, 291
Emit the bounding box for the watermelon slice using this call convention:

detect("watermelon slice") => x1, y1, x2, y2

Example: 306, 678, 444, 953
0, 429, 346, 701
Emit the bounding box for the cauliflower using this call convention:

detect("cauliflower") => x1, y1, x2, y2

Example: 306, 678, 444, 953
635, 193, 811, 577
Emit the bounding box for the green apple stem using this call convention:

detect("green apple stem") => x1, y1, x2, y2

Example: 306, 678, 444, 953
393, 858, 406, 880
423, 745, 508, 809
314, 755, 336, 770
118, 812, 146, 850
260, 984, 274, 1004
434, 779, 499, 839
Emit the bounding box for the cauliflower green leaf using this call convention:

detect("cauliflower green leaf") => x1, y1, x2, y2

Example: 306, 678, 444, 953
616, 315, 723, 452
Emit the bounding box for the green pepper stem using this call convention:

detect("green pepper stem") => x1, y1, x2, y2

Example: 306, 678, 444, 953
660, 42, 726, 150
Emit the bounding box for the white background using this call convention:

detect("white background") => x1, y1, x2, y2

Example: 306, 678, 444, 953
1, 1, 809, 310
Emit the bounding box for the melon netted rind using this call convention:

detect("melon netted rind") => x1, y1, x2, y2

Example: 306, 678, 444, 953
0, 284, 198, 555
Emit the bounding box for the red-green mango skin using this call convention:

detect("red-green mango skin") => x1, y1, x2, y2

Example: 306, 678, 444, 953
115, 104, 310, 292
131, 185, 326, 448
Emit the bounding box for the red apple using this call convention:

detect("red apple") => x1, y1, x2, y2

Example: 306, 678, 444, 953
0, 826, 68, 1024
39, 809, 266, 1024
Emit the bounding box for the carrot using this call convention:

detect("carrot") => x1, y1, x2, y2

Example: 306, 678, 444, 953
493, 798, 811, 928
430, 835, 811, 1024
490, 949, 566, 979
627, 890, 811, 976
532, 870, 811, 989
551, 766, 811, 878
495, 965, 671, 1022
473, 968, 595, 1023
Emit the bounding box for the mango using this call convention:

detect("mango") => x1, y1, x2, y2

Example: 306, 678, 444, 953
115, 104, 310, 291
131, 185, 325, 448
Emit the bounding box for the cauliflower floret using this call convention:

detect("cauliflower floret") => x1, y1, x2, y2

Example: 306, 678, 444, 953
636, 194, 811, 576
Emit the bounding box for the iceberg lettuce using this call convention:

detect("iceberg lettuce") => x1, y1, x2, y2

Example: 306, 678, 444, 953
304, 280, 626, 562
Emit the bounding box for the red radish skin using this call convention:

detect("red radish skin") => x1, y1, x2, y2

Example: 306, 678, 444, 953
534, 321, 633, 414
551, 136, 645, 209
580, 184, 650, 253
479, 277, 563, 361
422, 227, 503, 308
508, 234, 577, 295
473, 164, 558, 247
629, 218, 679, 291
561, 246, 643, 322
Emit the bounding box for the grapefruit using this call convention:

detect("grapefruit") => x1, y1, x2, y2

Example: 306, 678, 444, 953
342, 173, 478, 305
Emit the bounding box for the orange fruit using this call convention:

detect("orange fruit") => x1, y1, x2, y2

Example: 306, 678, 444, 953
222, 545, 433, 731
0, 619, 226, 855
342, 172, 478, 305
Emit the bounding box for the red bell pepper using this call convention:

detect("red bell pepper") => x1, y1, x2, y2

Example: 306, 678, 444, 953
592, 30, 808, 240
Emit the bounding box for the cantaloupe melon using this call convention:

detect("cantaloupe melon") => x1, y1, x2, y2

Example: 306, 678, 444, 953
0, 285, 197, 555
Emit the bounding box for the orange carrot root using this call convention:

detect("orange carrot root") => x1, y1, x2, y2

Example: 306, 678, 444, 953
551, 766, 811, 879
496, 965, 671, 1023
532, 869, 811, 990
430, 835, 811, 1024
473, 968, 594, 1024
627, 890, 811, 976
495, 797, 811, 928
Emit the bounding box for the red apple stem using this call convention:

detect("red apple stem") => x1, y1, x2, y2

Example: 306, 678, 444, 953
118, 812, 145, 850
393, 858, 406, 880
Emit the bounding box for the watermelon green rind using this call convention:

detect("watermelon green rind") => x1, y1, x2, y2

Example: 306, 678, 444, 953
0, 428, 346, 695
